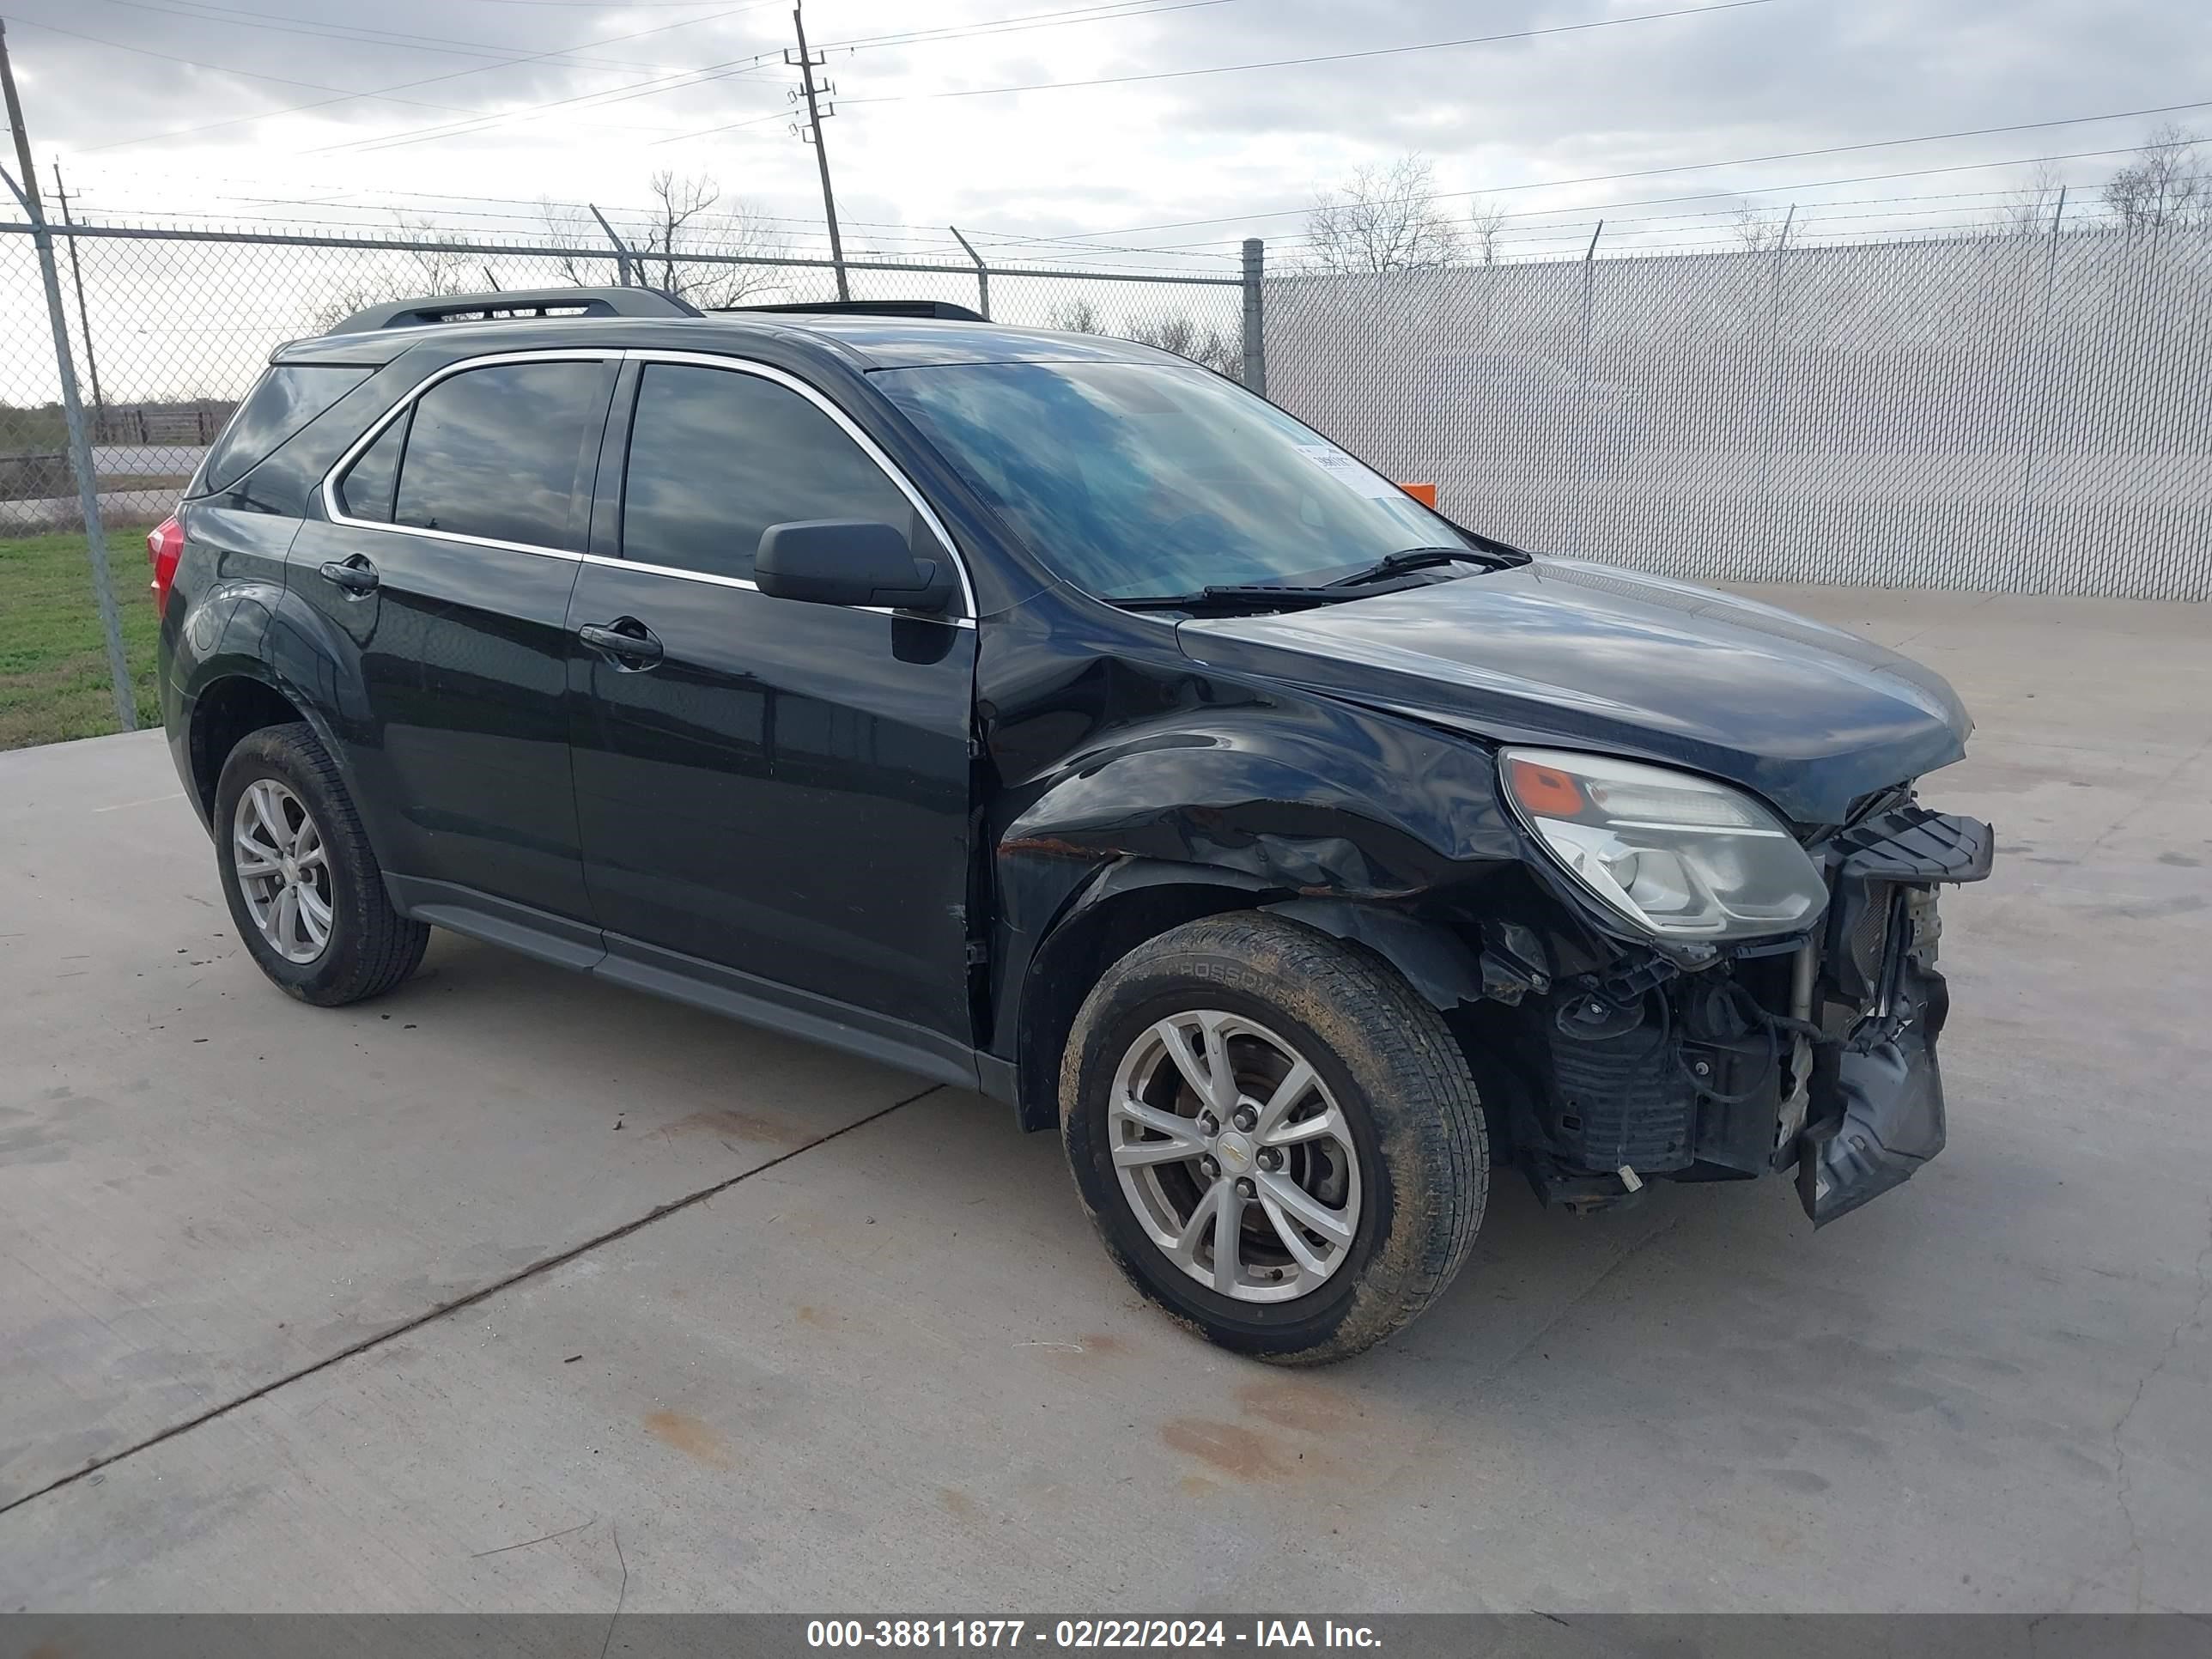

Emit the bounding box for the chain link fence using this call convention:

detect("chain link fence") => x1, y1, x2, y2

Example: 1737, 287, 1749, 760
1266, 228, 2212, 600
0, 220, 1245, 537
4, 216, 2207, 746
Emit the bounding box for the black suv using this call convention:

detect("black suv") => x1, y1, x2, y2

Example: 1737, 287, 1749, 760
155, 287, 1992, 1363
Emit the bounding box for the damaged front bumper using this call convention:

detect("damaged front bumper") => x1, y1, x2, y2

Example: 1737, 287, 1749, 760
1793, 805, 1990, 1224
1498, 801, 1993, 1227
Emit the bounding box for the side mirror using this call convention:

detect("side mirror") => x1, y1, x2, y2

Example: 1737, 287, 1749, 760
754, 520, 955, 614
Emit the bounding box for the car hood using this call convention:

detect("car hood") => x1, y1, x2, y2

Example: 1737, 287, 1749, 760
1174, 555, 1972, 824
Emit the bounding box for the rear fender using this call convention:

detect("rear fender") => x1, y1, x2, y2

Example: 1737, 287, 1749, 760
172, 581, 384, 851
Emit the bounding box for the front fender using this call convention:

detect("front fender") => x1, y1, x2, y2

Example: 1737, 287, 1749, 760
1000, 699, 1521, 895
987, 698, 1534, 1125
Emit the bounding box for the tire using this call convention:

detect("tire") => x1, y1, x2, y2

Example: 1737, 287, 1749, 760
213, 721, 429, 1007
1060, 913, 1487, 1364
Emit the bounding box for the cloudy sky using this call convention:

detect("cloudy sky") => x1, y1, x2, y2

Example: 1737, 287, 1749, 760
4, 0, 2207, 272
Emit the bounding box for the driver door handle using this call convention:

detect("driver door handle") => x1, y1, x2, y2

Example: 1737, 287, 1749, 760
578, 617, 665, 669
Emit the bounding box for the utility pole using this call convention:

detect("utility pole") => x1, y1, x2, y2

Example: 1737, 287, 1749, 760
1, 20, 135, 731
786, 2, 849, 301
52, 162, 105, 428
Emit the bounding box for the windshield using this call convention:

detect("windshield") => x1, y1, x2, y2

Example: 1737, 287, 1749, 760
872, 361, 1480, 600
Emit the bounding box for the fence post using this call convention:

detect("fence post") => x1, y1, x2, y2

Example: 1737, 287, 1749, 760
1752, 204, 1797, 524
2, 21, 135, 732
1574, 222, 1605, 556
589, 204, 634, 287
2012, 186, 2069, 580
949, 225, 989, 320
1241, 238, 1267, 395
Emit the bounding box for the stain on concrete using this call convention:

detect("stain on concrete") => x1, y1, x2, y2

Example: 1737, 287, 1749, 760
1764, 1468, 1832, 1494
665, 1106, 809, 1147
2154, 852, 2201, 868
1235, 1379, 1355, 1437
1160, 1419, 1281, 1482
938, 1486, 979, 1520
644, 1409, 732, 1469
2088, 895, 2209, 921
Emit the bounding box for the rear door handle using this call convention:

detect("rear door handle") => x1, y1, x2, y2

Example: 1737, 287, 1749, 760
319, 556, 380, 594
578, 618, 664, 669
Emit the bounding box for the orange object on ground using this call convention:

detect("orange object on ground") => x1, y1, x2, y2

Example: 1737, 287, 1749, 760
1400, 482, 1437, 507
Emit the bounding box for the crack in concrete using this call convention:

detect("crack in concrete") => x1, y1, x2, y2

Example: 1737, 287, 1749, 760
0, 1082, 944, 1521
2108, 1190, 2212, 1611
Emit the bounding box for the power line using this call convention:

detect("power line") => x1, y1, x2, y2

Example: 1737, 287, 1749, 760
1035, 97, 2212, 243
662, 0, 1784, 143
815, 0, 1248, 54
329, 0, 1257, 155
1155, 139, 2189, 254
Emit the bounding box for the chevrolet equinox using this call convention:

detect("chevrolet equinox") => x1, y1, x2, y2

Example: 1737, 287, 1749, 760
154, 287, 1993, 1363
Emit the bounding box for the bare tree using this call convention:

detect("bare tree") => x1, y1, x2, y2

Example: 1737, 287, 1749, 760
1731, 204, 1790, 252
1303, 155, 1466, 274
1044, 300, 1239, 377
1120, 312, 1241, 377
1997, 161, 2069, 236
542, 198, 605, 287
2103, 123, 2210, 233
1048, 297, 1103, 333
636, 170, 791, 306
1467, 194, 1508, 266
312, 215, 475, 331
542, 173, 792, 304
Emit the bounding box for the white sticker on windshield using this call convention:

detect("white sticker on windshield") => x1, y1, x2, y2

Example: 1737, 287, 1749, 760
1295, 441, 1406, 501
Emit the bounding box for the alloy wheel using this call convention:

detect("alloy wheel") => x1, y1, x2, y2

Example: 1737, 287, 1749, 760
232, 778, 334, 964
1108, 1009, 1363, 1304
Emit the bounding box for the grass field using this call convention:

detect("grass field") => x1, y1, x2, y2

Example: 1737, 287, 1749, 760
0, 528, 162, 750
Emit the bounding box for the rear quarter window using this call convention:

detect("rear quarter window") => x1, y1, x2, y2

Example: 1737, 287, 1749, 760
192, 365, 373, 496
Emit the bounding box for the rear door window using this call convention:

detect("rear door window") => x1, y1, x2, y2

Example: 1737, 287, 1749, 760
377, 360, 613, 550
196, 365, 373, 495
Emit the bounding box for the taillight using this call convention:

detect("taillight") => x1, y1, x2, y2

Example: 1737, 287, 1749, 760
148, 515, 184, 617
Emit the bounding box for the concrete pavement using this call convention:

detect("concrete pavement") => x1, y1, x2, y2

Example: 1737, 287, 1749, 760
1, 586, 2207, 1612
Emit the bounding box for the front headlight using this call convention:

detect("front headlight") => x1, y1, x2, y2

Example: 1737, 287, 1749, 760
1501, 747, 1828, 941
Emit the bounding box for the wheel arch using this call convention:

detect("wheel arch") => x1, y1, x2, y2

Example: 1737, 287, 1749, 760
185, 672, 310, 823
1006, 856, 1509, 1133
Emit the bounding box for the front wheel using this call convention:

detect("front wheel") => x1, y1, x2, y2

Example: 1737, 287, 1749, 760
1060, 913, 1487, 1364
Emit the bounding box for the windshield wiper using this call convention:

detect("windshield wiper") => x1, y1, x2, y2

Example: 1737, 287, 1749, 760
1326, 546, 1516, 587
1114, 583, 1364, 613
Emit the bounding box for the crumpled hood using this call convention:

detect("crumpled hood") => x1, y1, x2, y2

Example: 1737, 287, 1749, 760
1175, 555, 1972, 824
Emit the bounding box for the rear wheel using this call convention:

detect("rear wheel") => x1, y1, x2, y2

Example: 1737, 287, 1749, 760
1060, 913, 1487, 1364
214, 722, 428, 1006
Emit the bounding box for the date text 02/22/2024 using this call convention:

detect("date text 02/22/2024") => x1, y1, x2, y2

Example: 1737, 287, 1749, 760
805, 1620, 1383, 1649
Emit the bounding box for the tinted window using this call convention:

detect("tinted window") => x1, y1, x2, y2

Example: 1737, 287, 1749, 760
336, 410, 407, 522
621, 364, 919, 582
391, 361, 610, 550
877, 361, 1474, 600
197, 365, 372, 495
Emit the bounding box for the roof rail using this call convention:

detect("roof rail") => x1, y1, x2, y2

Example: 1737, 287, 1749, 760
717, 300, 988, 323
328, 287, 702, 335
